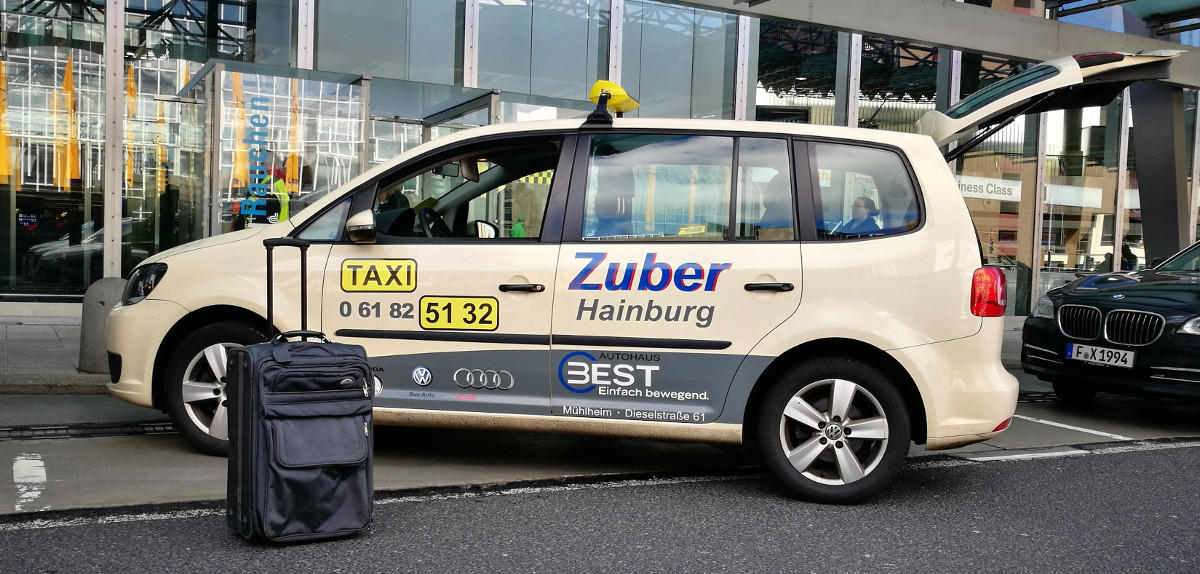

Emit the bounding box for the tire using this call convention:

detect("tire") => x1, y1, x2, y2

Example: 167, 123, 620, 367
164, 321, 266, 456
755, 357, 911, 504
1052, 380, 1097, 405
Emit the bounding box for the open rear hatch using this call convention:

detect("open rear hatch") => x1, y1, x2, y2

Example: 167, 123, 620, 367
917, 51, 1182, 161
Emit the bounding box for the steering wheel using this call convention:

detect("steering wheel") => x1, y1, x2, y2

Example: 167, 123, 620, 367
418, 206, 452, 238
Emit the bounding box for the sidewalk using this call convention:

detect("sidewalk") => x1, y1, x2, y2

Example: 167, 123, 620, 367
0, 315, 1028, 396
0, 316, 110, 395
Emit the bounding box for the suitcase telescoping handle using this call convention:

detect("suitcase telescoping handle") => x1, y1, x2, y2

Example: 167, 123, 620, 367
263, 237, 312, 340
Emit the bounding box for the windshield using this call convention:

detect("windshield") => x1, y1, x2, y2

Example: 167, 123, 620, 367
1158, 242, 1200, 272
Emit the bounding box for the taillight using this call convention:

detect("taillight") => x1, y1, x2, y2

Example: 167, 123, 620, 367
970, 267, 1007, 317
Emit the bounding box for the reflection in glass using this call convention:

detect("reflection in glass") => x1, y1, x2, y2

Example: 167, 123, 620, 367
857, 38, 941, 133
316, 0, 461, 84
219, 72, 363, 233
1040, 99, 1124, 296
479, 0, 609, 99
621, 1, 736, 119
584, 134, 732, 240
754, 21, 841, 125
735, 138, 792, 240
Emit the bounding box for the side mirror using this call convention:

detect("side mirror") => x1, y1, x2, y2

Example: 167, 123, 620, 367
346, 210, 377, 244
474, 220, 498, 238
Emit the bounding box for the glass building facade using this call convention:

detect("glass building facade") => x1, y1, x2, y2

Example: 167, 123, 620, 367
0, 0, 1197, 318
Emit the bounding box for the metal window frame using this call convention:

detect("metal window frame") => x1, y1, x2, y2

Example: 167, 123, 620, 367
102, 0, 125, 278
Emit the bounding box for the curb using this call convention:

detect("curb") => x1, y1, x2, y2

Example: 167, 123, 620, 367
0, 374, 110, 395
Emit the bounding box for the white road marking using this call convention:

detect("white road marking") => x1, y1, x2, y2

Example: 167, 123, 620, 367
13, 453, 47, 512
956, 448, 1089, 462
1012, 414, 1134, 441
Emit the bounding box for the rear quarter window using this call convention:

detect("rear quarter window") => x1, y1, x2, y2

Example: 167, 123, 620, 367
809, 142, 920, 240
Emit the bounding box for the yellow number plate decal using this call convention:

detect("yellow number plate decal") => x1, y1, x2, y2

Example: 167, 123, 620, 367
341, 259, 417, 292
419, 296, 499, 331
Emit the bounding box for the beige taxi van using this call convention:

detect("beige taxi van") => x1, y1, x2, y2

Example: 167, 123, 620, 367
107, 52, 1177, 503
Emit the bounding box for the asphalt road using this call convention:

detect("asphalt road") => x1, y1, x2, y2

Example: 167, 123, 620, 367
2, 443, 1198, 574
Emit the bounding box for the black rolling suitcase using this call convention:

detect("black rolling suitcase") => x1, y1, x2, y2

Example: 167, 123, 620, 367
226, 237, 374, 543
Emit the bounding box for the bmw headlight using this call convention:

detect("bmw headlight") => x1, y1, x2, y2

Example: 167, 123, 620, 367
1032, 295, 1055, 319
1179, 316, 1200, 336
122, 263, 168, 305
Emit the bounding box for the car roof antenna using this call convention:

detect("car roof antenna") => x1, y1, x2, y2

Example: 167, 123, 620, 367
585, 80, 640, 126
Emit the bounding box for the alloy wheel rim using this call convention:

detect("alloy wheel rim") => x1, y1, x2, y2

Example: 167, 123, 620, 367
777, 377, 890, 485
180, 342, 238, 440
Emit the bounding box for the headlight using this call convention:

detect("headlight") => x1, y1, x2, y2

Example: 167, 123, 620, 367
122, 263, 168, 305
1179, 316, 1200, 336
1032, 295, 1055, 319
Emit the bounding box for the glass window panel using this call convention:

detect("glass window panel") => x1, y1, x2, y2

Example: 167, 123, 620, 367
754, 21, 842, 126
479, 1, 608, 99
316, 0, 460, 84
622, 1, 736, 119
584, 134, 732, 241
1040, 99, 1124, 294
220, 71, 364, 233
735, 138, 792, 240
371, 139, 561, 240
858, 38, 940, 133
811, 143, 918, 239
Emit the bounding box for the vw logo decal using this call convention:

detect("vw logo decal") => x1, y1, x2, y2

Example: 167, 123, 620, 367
453, 368, 515, 390
412, 366, 432, 386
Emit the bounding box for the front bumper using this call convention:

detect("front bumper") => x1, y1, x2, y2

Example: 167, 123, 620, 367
105, 299, 190, 408
1022, 317, 1200, 399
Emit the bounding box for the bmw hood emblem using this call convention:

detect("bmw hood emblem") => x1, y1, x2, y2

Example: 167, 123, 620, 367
1112, 294, 1126, 300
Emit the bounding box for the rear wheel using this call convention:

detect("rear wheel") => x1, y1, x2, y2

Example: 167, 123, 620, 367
755, 357, 910, 504
1052, 380, 1097, 405
164, 321, 266, 456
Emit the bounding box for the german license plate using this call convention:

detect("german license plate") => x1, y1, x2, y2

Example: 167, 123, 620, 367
1066, 343, 1134, 368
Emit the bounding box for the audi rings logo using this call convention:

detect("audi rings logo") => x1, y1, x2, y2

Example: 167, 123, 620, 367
453, 368, 515, 390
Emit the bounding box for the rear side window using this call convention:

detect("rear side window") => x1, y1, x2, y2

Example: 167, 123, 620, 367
582, 134, 793, 242
811, 143, 919, 239
584, 134, 732, 241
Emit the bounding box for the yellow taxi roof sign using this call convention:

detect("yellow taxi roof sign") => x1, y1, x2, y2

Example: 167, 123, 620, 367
589, 80, 640, 114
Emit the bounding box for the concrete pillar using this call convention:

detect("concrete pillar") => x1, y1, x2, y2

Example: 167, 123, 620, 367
78, 277, 126, 374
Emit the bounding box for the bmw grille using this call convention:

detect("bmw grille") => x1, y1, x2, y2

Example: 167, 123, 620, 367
1056, 305, 1165, 346
1104, 310, 1165, 346
1058, 305, 1102, 340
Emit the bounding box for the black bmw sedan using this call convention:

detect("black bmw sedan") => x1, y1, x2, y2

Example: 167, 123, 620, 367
1022, 240, 1200, 403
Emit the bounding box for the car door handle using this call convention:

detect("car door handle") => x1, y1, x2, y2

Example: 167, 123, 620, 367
744, 282, 794, 292
499, 283, 545, 293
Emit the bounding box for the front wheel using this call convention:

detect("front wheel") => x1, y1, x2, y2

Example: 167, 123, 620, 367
164, 321, 266, 456
755, 357, 911, 504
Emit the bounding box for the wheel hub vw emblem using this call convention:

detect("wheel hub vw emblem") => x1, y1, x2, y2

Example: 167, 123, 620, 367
823, 424, 844, 441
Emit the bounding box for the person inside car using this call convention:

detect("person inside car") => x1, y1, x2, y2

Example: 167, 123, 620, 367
834, 196, 881, 235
